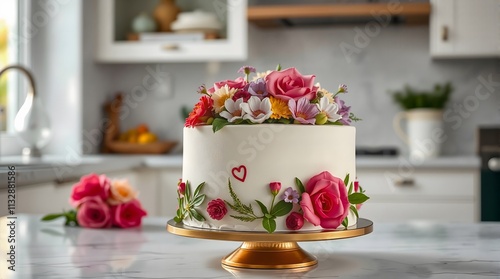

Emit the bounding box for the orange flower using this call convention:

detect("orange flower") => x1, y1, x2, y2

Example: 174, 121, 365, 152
185, 95, 213, 127
108, 179, 138, 205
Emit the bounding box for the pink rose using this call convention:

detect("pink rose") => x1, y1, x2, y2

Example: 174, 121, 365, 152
111, 199, 148, 228
269, 182, 281, 195
70, 173, 110, 207
76, 196, 112, 228
207, 198, 227, 220
299, 171, 350, 229
208, 77, 247, 93
286, 212, 304, 230
265, 68, 318, 101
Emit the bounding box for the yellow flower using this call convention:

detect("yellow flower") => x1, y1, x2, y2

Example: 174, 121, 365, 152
315, 83, 335, 104
108, 179, 138, 205
270, 96, 292, 119
211, 85, 238, 113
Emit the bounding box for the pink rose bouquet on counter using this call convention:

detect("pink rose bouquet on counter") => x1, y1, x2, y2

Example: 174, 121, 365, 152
185, 65, 361, 132
42, 173, 147, 229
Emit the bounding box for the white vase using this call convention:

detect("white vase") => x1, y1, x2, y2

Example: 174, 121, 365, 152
393, 108, 444, 160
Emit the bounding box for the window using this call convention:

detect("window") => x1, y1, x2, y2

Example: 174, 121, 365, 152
0, 0, 20, 132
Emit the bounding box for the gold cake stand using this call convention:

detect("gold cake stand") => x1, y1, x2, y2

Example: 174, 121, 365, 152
166, 218, 373, 270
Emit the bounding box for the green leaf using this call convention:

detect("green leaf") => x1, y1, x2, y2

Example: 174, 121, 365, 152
278, 118, 291, 124
174, 216, 183, 223
212, 118, 229, 133
344, 174, 350, 186
225, 200, 239, 212
348, 193, 370, 204
350, 205, 359, 219
230, 215, 256, 222
193, 182, 205, 198
264, 213, 273, 219
189, 208, 206, 222
341, 216, 348, 229
41, 213, 65, 221
185, 180, 192, 202
255, 200, 268, 215
270, 200, 293, 217
295, 177, 306, 193
348, 182, 353, 196
262, 217, 276, 233
191, 194, 206, 207
276, 64, 282, 71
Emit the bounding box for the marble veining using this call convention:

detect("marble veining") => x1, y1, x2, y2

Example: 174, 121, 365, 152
1, 215, 499, 278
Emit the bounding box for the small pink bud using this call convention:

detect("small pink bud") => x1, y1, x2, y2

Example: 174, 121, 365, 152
269, 182, 281, 196
177, 180, 186, 196
354, 181, 359, 192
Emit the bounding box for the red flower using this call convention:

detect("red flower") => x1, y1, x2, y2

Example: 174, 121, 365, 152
286, 212, 304, 230
269, 182, 281, 196
110, 199, 148, 228
177, 180, 186, 196
206, 199, 227, 220
232, 90, 251, 102
70, 173, 110, 207
185, 95, 213, 127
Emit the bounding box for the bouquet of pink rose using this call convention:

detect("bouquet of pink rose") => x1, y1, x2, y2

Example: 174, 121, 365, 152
185, 65, 360, 132
42, 173, 147, 229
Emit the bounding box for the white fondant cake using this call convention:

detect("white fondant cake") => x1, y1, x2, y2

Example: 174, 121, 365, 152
180, 124, 357, 232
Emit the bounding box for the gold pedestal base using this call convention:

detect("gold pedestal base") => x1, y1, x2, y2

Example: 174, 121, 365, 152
222, 241, 317, 269
166, 218, 373, 270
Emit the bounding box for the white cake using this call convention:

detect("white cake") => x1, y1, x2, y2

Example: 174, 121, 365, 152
174, 65, 367, 233
179, 124, 358, 232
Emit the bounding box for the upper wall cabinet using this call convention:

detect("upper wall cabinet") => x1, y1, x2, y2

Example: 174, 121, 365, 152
430, 0, 500, 58
96, 0, 247, 63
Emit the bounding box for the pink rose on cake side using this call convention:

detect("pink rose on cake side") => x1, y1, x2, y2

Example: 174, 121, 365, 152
299, 171, 350, 229
206, 199, 227, 220
70, 173, 110, 207
111, 199, 148, 228
265, 68, 318, 101
76, 196, 112, 228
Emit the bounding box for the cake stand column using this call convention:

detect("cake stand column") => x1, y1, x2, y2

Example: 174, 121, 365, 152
221, 241, 317, 269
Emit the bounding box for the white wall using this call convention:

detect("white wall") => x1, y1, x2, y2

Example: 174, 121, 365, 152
30, 0, 83, 156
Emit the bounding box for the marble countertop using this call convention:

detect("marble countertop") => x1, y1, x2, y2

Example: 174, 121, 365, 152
1, 215, 499, 278
0, 154, 479, 188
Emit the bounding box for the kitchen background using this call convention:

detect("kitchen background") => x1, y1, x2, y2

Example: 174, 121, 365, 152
0, 0, 499, 222
2, 0, 498, 156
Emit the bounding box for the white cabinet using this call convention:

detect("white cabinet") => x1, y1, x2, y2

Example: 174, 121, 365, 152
357, 167, 479, 222
96, 0, 248, 63
430, 0, 500, 58
158, 167, 182, 217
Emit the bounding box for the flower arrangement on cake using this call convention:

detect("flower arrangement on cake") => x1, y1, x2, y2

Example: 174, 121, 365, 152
185, 65, 360, 132
177, 65, 368, 233
42, 173, 147, 229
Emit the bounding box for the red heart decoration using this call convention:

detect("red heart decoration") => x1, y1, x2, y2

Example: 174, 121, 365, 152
231, 165, 247, 182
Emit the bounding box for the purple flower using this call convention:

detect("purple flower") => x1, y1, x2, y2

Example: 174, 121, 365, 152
248, 78, 268, 98
335, 97, 351, 125
282, 187, 299, 203
288, 97, 320, 125
197, 84, 208, 95
238, 66, 256, 75
338, 84, 348, 93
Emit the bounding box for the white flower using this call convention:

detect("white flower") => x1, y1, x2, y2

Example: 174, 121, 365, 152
220, 98, 245, 123
317, 96, 341, 122
241, 96, 272, 123
315, 83, 335, 104
252, 70, 272, 81
211, 85, 238, 113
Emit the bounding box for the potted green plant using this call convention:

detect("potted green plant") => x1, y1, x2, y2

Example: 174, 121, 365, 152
392, 82, 453, 159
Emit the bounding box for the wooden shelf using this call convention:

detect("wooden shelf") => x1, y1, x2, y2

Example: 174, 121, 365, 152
248, 2, 431, 27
